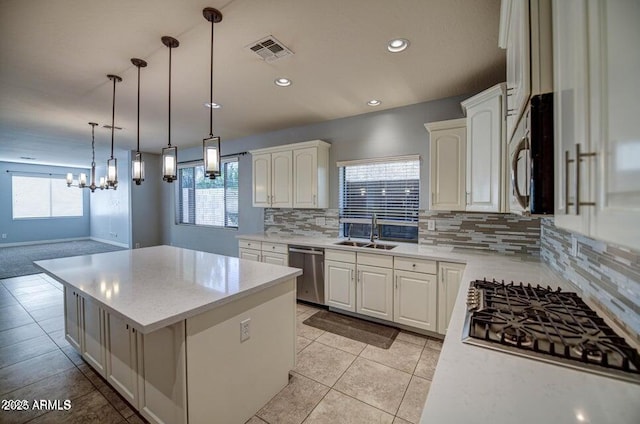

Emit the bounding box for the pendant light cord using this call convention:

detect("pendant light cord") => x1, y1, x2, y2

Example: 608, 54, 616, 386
209, 18, 214, 137
110, 77, 116, 159
168, 46, 172, 148
137, 64, 141, 153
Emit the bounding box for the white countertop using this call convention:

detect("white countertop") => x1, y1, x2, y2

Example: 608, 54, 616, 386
35, 245, 302, 334
239, 233, 640, 423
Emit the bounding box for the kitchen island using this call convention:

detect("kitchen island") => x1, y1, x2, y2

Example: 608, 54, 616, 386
35, 245, 302, 424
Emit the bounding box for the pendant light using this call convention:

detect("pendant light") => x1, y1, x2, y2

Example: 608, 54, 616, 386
106, 74, 122, 189
161, 36, 179, 183
202, 7, 222, 180
131, 58, 147, 185
66, 122, 104, 192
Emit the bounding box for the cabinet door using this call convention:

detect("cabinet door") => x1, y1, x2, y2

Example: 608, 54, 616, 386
105, 313, 138, 407
553, 0, 591, 234
393, 270, 437, 332
81, 296, 106, 376
357, 265, 393, 321
437, 262, 465, 335
137, 322, 187, 424
271, 151, 293, 208
64, 287, 81, 352
505, 0, 530, 142
261, 252, 288, 266
293, 147, 318, 208
466, 92, 504, 212
430, 127, 467, 211
325, 260, 356, 312
239, 248, 261, 262
252, 153, 271, 207
589, 0, 640, 251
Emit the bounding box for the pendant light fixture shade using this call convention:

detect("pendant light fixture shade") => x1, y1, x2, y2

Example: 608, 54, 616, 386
161, 36, 179, 183
203, 7, 223, 180
131, 58, 147, 185
106, 74, 122, 189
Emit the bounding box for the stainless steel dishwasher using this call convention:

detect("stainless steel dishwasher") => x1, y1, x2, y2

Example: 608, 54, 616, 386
288, 245, 325, 305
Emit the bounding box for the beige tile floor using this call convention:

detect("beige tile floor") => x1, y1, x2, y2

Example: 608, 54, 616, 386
0, 274, 442, 424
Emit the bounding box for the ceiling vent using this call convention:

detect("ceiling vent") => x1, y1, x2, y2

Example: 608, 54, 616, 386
246, 35, 294, 62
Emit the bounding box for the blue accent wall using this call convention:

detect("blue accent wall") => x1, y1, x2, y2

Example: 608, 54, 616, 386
0, 161, 90, 244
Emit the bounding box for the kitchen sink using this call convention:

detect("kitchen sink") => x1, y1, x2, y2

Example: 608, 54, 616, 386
334, 241, 397, 250
364, 243, 396, 250
334, 240, 370, 247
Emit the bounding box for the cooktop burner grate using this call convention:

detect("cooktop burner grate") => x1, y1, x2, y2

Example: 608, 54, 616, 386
464, 279, 640, 381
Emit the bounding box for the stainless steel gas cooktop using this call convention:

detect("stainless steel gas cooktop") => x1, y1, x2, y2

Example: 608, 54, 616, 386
462, 279, 640, 384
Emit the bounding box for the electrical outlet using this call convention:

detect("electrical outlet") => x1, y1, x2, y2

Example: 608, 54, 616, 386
427, 220, 436, 231
1, 233, 6, 239
135, 243, 140, 248
240, 318, 251, 342
570, 236, 579, 257
315, 217, 326, 226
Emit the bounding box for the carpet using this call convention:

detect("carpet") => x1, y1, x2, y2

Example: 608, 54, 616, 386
303, 310, 399, 349
0, 240, 125, 279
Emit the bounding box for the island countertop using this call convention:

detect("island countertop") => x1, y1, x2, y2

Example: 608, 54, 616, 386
35, 245, 302, 333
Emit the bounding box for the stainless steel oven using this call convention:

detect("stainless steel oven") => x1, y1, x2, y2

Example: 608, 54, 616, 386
509, 93, 555, 214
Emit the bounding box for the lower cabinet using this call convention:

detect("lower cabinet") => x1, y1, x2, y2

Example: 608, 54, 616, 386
64, 287, 82, 351
357, 262, 393, 321
393, 270, 437, 332
239, 247, 261, 262
238, 240, 288, 266
82, 297, 106, 376
105, 312, 139, 407
437, 262, 465, 335
325, 250, 357, 312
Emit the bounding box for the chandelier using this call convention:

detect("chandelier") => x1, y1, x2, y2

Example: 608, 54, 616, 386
66, 122, 105, 192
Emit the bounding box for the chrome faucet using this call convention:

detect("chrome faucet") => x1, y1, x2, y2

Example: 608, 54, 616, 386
369, 213, 378, 242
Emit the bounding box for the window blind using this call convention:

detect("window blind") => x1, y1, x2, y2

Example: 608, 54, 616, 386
339, 158, 420, 224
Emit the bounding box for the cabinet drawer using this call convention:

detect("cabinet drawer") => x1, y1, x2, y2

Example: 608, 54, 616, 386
239, 239, 261, 250
326, 249, 356, 263
394, 257, 436, 274
357, 252, 393, 268
261, 242, 287, 254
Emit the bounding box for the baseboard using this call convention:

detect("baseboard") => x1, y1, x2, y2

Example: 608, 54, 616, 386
89, 237, 130, 249
0, 237, 90, 248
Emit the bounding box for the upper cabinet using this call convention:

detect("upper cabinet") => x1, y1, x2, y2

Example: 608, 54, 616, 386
425, 119, 467, 211
553, 0, 640, 251
499, 0, 553, 144
250, 140, 330, 209
462, 84, 507, 213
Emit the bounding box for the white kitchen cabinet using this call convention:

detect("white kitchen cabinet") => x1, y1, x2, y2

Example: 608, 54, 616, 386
393, 257, 438, 332
500, 0, 553, 144
239, 248, 261, 262
81, 297, 106, 377
64, 286, 82, 352
424, 119, 467, 211
325, 249, 357, 312
357, 264, 393, 321
250, 140, 330, 209
251, 151, 292, 208
437, 262, 465, 335
137, 322, 187, 424
238, 239, 288, 266
261, 252, 288, 266
553, 0, 640, 251
105, 312, 139, 408
461, 83, 507, 212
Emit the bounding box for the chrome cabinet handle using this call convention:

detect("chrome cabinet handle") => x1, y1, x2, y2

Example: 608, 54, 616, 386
564, 150, 575, 214
575, 143, 596, 214
395, 275, 398, 289
511, 136, 530, 210
351, 269, 354, 281
313, 194, 316, 205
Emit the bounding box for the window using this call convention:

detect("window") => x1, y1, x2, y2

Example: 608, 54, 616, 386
176, 158, 238, 228
12, 175, 83, 219
339, 156, 420, 242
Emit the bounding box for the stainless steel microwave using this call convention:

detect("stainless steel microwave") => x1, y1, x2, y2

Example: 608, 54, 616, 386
509, 93, 554, 214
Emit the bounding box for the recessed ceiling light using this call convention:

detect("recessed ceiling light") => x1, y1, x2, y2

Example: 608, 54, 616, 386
274, 78, 292, 87
204, 102, 222, 108
367, 100, 381, 106
387, 38, 410, 53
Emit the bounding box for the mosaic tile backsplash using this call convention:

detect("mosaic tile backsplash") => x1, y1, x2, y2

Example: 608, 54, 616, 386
419, 211, 542, 255
264, 209, 541, 255
541, 217, 640, 343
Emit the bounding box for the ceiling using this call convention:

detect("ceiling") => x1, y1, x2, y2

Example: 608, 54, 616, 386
0, 0, 505, 168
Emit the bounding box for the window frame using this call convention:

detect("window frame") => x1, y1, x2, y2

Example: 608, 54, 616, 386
11, 174, 84, 220
338, 155, 420, 243
174, 157, 239, 229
